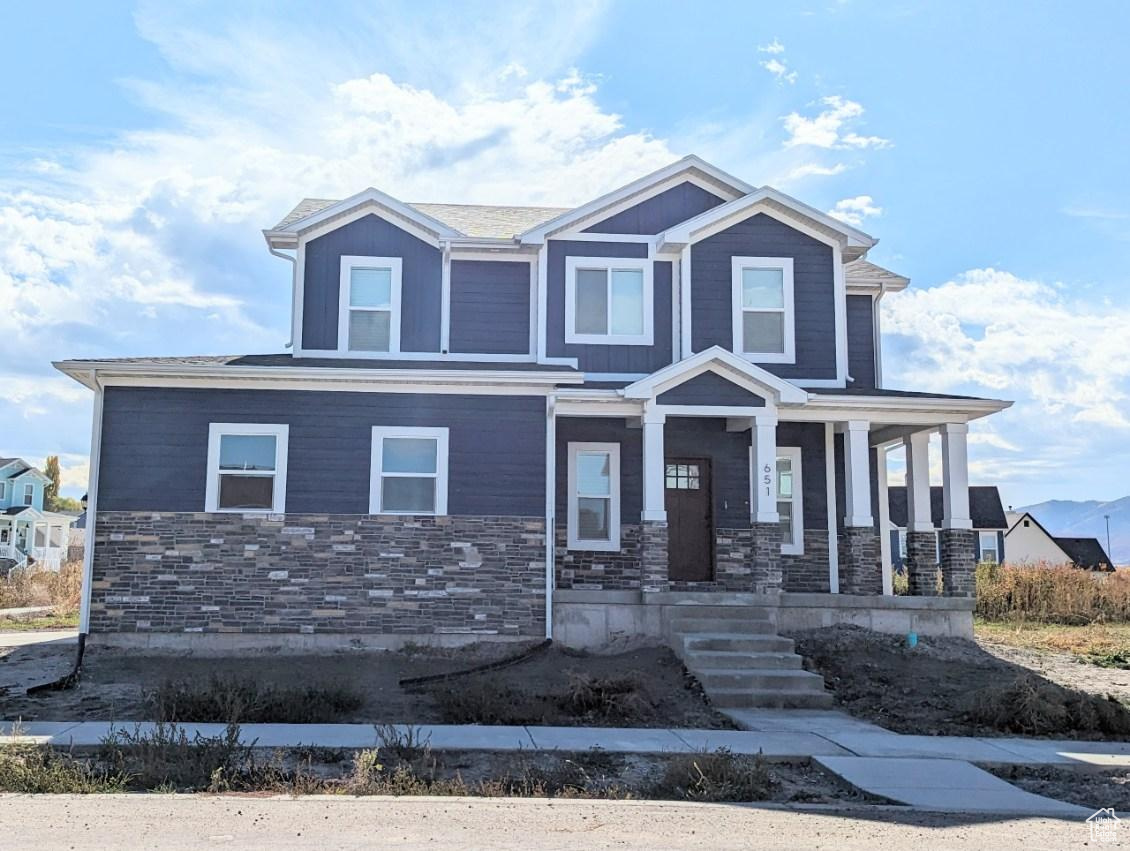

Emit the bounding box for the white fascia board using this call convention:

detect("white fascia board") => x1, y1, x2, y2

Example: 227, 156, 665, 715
518, 155, 752, 245
621, 346, 808, 405
661, 186, 877, 249
267, 187, 462, 247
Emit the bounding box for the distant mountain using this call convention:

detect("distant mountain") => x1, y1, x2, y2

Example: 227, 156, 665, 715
1016, 496, 1130, 565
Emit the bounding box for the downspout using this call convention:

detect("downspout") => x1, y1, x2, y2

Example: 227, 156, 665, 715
873, 282, 887, 389
544, 393, 557, 640
268, 245, 298, 348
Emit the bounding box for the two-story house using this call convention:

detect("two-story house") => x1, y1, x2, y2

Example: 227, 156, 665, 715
57, 156, 1010, 659
0, 458, 75, 572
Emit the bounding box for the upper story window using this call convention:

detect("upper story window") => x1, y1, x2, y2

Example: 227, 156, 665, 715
23, 484, 34, 506
205, 423, 289, 513
564, 257, 653, 346
567, 442, 621, 551
338, 256, 402, 354
0, 481, 6, 501
731, 256, 795, 363
370, 427, 449, 515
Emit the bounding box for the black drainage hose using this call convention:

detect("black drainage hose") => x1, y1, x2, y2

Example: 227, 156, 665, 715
26, 632, 87, 695
399, 638, 552, 688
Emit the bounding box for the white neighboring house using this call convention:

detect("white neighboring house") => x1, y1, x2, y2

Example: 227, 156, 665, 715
0, 458, 76, 573
1004, 510, 1114, 570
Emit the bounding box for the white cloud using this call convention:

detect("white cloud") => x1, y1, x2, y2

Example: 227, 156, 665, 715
783, 96, 891, 149
761, 58, 798, 85
787, 163, 848, 180
758, 39, 786, 54
828, 195, 882, 226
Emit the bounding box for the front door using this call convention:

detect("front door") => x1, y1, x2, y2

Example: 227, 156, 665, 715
665, 458, 713, 581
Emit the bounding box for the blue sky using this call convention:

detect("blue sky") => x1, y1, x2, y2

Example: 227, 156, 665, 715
2, 0, 1128, 507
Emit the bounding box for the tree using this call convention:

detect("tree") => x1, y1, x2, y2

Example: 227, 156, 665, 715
44, 455, 61, 512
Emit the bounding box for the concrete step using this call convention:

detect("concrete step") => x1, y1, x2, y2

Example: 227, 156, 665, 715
682, 649, 803, 670
665, 605, 778, 620
669, 618, 776, 635
694, 668, 826, 692
708, 687, 836, 709
681, 634, 796, 654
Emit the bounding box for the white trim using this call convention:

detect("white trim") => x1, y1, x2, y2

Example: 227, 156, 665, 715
337, 255, 403, 356
448, 250, 537, 262
877, 447, 892, 595
842, 419, 873, 527
940, 422, 972, 530
978, 530, 1000, 563
832, 245, 848, 385
553, 232, 655, 244
79, 374, 103, 634
528, 259, 539, 358
544, 396, 557, 639
750, 416, 780, 524
679, 246, 692, 357
641, 410, 667, 523
439, 244, 452, 354
824, 423, 839, 593
205, 423, 289, 514
369, 426, 449, 516
566, 441, 621, 552
268, 188, 460, 244
622, 346, 808, 405
22, 483, 34, 506
761, 445, 803, 555
731, 256, 796, 364
564, 256, 654, 346
671, 249, 681, 362
536, 247, 548, 362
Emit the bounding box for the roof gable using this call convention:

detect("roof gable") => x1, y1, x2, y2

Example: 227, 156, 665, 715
582, 180, 727, 235
266, 187, 462, 247
655, 371, 767, 407
623, 346, 807, 406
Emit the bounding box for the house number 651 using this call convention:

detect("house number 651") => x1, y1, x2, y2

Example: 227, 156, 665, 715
762, 463, 773, 497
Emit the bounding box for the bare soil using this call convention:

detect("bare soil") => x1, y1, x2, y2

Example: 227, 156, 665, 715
789, 625, 1130, 739
984, 764, 1130, 811
0, 641, 732, 728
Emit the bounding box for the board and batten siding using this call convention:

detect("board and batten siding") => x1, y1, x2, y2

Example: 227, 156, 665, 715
583, 181, 726, 235
655, 372, 765, 407
448, 260, 531, 355
546, 240, 673, 373
301, 214, 442, 352
97, 387, 546, 517
846, 294, 877, 389
690, 213, 837, 381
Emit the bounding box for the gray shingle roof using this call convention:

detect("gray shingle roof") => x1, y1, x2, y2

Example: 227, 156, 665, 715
888, 486, 1008, 530
845, 258, 909, 289
1053, 537, 1114, 569
273, 199, 569, 239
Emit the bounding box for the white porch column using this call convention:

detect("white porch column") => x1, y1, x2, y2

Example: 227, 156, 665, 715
903, 430, 935, 532
940, 422, 972, 529
641, 409, 667, 522
842, 420, 873, 527
751, 414, 779, 523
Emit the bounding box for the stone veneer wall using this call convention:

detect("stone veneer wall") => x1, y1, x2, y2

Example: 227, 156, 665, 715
90, 512, 546, 637
554, 524, 642, 590
837, 527, 882, 595
906, 530, 940, 596
780, 530, 831, 592
939, 528, 977, 598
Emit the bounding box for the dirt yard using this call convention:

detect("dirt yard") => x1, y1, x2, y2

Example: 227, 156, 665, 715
984, 764, 1130, 811
789, 625, 1130, 740
0, 640, 733, 728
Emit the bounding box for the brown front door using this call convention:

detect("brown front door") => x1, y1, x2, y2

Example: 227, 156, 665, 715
665, 458, 713, 582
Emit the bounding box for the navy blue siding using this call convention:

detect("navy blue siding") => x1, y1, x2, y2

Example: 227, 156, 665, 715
302, 214, 442, 352
656, 372, 765, 406
556, 418, 643, 522
449, 260, 530, 355
691, 213, 837, 381
98, 387, 545, 516
546, 240, 673, 373
846, 294, 877, 389
583, 182, 726, 235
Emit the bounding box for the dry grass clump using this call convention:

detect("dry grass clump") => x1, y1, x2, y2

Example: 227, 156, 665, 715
145, 674, 364, 724
0, 560, 82, 612
0, 745, 128, 793
648, 749, 775, 802
976, 562, 1130, 624
961, 675, 1130, 737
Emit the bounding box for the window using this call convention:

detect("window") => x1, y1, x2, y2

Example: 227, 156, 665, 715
731, 256, 795, 362
897, 529, 908, 560
0, 482, 6, 500
564, 257, 653, 345
567, 442, 620, 551
665, 463, 700, 490
205, 423, 289, 513
776, 447, 803, 555
979, 531, 1000, 563
370, 427, 448, 515
338, 255, 402, 354
23, 484, 34, 506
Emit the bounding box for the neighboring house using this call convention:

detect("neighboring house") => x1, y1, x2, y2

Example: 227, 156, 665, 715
1004, 511, 1114, 569
887, 486, 1007, 572
0, 458, 76, 572
55, 155, 1011, 648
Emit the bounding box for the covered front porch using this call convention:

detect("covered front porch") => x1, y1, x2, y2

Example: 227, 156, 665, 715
0, 508, 73, 571
549, 348, 1009, 646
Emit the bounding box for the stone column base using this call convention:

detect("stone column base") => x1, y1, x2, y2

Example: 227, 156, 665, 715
838, 527, 882, 595
640, 521, 669, 593
940, 528, 976, 598
750, 521, 783, 595
906, 530, 939, 596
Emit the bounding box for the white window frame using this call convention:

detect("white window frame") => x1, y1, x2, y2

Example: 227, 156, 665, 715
369, 426, 449, 516
23, 483, 34, 506
0, 481, 6, 500
566, 442, 621, 551
979, 531, 1000, 563
205, 423, 289, 514
750, 446, 804, 555
338, 255, 403, 356
564, 256, 653, 346
731, 256, 796, 363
